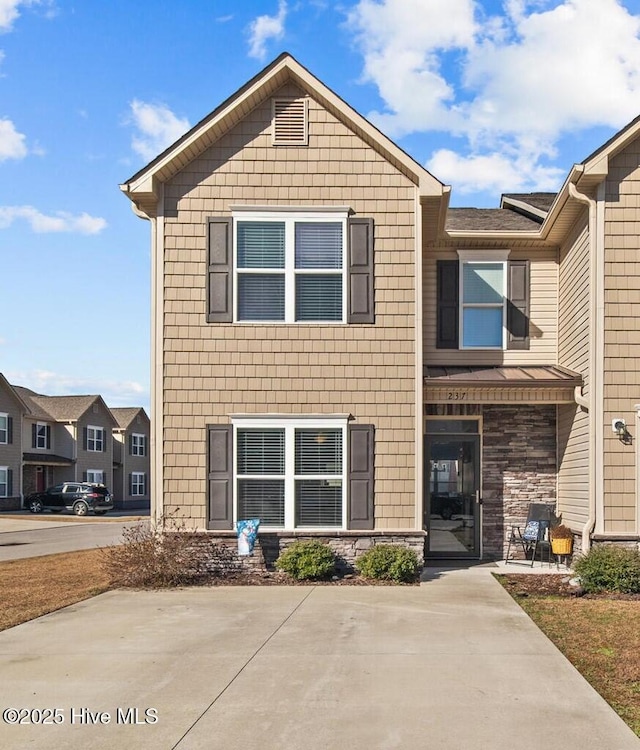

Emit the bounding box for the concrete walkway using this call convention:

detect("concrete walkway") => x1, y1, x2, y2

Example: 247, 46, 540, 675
0, 566, 638, 749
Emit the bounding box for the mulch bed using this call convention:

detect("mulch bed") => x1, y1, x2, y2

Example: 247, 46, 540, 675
201, 571, 418, 586
500, 573, 640, 600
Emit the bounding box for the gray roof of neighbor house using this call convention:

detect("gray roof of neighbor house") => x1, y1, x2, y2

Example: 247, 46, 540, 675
11, 387, 118, 426
110, 407, 148, 430
501, 192, 557, 212
446, 208, 542, 232
12, 386, 55, 421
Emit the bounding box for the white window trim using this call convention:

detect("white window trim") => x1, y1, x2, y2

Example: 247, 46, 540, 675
0, 413, 7, 444
35, 422, 49, 450
231, 415, 348, 530
231, 209, 349, 325
87, 425, 104, 452
131, 471, 146, 496
457, 249, 510, 351
86, 470, 104, 484
0, 466, 7, 497
131, 433, 146, 456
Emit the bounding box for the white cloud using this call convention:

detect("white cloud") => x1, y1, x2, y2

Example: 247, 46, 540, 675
348, 0, 640, 196
7, 370, 148, 409
247, 0, 287, 60
427, 148, 564, 195
0, 0, 28, 31
0, 205, 107, 234
0, 118, 28, 160
129, 100, 190, 161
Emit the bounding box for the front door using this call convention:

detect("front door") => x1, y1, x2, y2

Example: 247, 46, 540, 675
425, 420, 481, 558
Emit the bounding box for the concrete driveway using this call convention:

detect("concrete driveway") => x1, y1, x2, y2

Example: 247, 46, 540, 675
0, 566, 638, 750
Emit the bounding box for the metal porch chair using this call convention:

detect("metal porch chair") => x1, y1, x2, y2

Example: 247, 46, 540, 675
505, 503, 557, 566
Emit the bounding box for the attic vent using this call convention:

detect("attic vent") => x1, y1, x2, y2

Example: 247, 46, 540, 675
93, 404, 99, 414
272, 97, 308, 145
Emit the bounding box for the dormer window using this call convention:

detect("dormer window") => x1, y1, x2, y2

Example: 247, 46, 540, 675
272, 97, 308, 146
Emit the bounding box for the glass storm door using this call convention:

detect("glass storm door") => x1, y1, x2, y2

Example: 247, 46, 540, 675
425, 422, 481, 558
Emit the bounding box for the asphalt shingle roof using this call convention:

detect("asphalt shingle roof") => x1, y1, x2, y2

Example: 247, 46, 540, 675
446, 208, 542, 232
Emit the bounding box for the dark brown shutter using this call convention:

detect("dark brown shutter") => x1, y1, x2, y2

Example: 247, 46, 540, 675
83, 427, 88, 451
437, 260, 459, 348
207, 217, 233, 323
207, 425, 233, 530
347, 424, 374, 530
128, 473, 133, 496
103, 428, 107, 452
128, 434, 133, 455
347, 217, 374, 324
7, 416, 12, 444
46, 426, 51, 450
82, 471, 87, 481
142, 474, 147, 496
507, 260, 530, 350
7, 469, 12, 496
32, 424, 37, 448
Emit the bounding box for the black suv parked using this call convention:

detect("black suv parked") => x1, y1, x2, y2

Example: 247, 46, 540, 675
26, 483, 113, 516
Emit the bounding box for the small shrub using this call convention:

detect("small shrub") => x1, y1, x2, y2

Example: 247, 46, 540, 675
102, 515, 233, 588
573, 545, 640, 594
275, 540, 336, 580
355, 544, 420, 583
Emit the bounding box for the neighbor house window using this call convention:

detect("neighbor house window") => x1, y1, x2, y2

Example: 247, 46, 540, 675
131, 433, 146, 456
87, 426, 104, 452
234, 418, 346, 529
0, 414, 7, 444
131, 472, 146, 496
234, 212, 346, 323
86, 470, 103, 484
35, 423, 51, 450
0, 467, 8, 497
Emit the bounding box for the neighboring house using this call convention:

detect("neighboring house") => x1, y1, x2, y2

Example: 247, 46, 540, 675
120, 52, 640, 563
14, 388, 118, 494
0, 374, 28, 510
111, 407, 151, 510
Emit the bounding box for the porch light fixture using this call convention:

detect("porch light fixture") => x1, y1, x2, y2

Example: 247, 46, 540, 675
612, 418, 626, 437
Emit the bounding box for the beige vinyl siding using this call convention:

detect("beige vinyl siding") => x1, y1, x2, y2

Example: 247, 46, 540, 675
422, 244, 558, 364
162, 83, 418, 530
556, 216, 590, 527
602, 142, 640, 533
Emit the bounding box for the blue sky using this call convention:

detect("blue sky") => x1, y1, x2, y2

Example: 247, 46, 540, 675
3, 0, 640, 412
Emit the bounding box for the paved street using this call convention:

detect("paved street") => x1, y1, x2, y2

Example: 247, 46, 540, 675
0, 513, 149, 561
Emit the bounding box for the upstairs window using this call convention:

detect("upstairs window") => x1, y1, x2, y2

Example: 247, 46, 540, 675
87, 426, 104, 452
0, 414, 7, 444
461, 261, 506, 349
235, 214, 345, 323
131, 433, 146, 456
436, 252, 530, 351
33, 423, 51, 450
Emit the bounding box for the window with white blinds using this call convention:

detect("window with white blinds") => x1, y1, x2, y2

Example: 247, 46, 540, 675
235, 215, 345, 322
234, 420, 346, 529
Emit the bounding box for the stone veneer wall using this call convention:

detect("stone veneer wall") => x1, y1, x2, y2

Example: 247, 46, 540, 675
482, 405, 557, 558
199, 531, 426, 574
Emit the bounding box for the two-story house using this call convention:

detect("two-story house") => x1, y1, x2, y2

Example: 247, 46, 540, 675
120, 53, 640, 563
0, 374, 28, 510
111, 407, 151, 510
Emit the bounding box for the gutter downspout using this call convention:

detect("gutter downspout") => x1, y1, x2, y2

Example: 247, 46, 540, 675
568, 181, 604, 553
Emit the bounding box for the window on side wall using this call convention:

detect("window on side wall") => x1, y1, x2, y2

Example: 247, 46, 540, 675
34, 423, 51, 450
87, 426, 104, 452
0, 414, 7, 444
0, 467, 9, 497
86, 470, 104, 484
130, 472, 146, 496
234, 419, 346, 529
131, 433, 146, 456
436, 251, 530, 351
